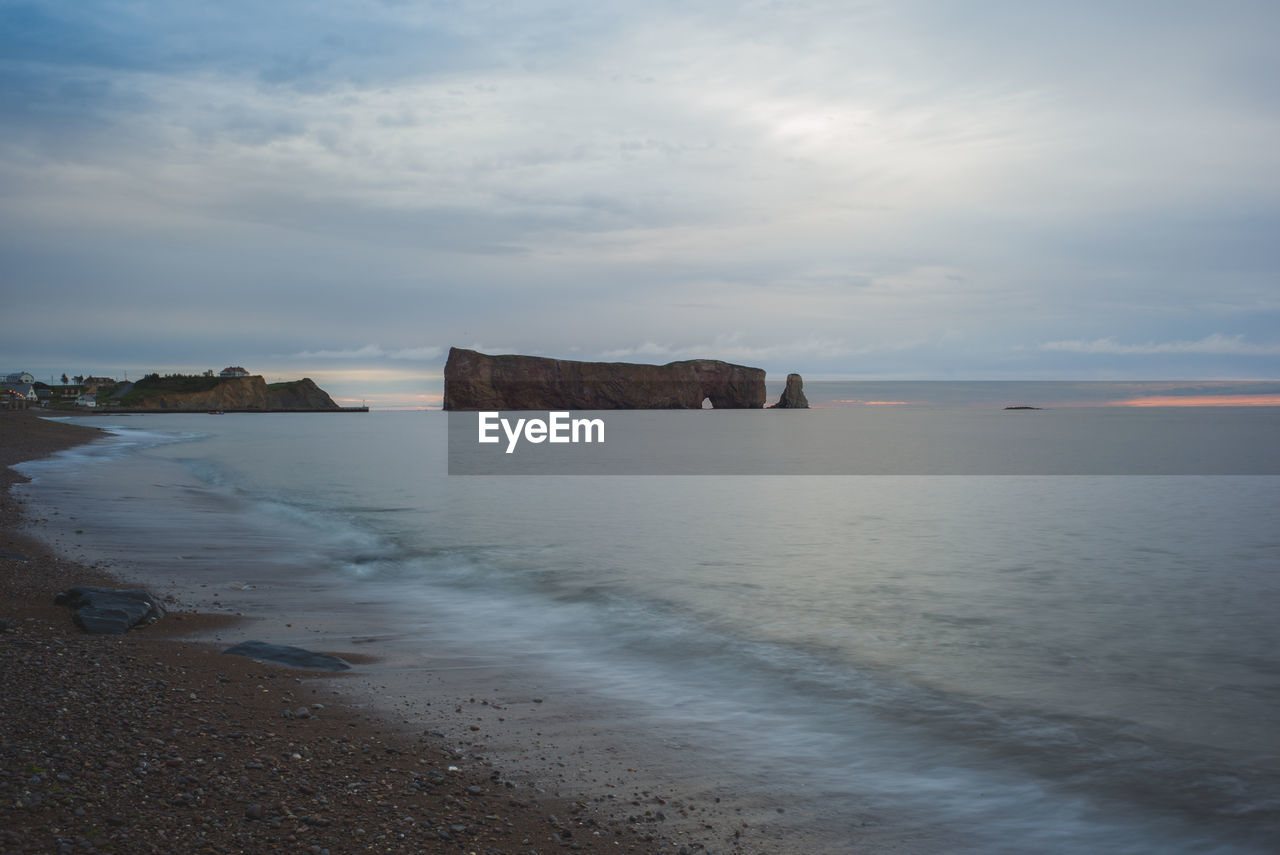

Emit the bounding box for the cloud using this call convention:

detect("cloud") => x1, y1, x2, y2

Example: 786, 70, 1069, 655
285, 344, 442, 361
598, 341, 681, 360
3, 0, 1279, 392
597, 334, 908, 365
386, 346, 444, 360
1039, 334, 1280, 356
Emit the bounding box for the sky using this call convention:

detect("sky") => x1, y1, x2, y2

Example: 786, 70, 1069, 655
2, 0, 1278, 408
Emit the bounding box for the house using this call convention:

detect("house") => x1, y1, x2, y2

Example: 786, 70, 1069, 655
219, 366, 250, 378
4, 382, 37, 409
75, 393, 97, 408
5, 372, 35, 385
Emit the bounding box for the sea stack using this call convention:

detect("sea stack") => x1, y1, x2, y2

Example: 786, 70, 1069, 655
772, 373, 809, 409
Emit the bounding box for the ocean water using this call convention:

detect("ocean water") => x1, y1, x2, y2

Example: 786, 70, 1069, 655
14, 405, 1280, 854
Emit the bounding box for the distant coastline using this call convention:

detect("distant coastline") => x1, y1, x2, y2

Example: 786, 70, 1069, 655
5, 369, 358, 413
73, 407, 368, 414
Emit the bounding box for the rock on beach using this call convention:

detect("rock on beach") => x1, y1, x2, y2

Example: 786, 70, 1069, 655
54, 585, 167, 634
220, 639, 352, 671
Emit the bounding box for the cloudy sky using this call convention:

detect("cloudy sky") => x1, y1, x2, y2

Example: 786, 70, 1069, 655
3, 0, 1277, 407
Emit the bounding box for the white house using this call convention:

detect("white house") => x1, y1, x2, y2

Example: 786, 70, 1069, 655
4, 382, 38, 409
219, 366, 250, 378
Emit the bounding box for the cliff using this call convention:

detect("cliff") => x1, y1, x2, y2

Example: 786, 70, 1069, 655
131, 376, 268, 410
118, 376, 339, 411
443, 348, 767, 410
265, 378, 341, 410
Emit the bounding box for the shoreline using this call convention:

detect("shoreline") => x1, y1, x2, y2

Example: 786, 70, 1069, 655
69, 408, 370, 414
1, 411, 755, 855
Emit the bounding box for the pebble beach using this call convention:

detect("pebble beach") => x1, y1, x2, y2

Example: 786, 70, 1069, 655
1, 411, 736, 855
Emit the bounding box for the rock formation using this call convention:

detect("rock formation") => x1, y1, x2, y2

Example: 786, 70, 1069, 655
771, 373, 809, 408
265, 378, 341, 410
443, 347, 767, 410
126, 377, 339, 411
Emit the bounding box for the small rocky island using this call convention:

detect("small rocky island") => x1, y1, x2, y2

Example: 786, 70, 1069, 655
444, 347, 794, 410
771, 373, 809, 408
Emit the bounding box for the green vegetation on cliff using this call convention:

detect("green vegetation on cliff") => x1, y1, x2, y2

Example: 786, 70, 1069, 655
97, 374, 341, 410
264, 378, 340, 410
114, 373, 220, 406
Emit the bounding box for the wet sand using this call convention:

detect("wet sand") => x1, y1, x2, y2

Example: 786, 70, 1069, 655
2, 410, 770, 855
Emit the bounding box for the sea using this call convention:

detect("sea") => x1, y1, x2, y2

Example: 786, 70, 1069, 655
13, 384, 1280, 854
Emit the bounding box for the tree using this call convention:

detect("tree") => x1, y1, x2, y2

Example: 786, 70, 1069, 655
60, 373, 69, 385
73, 375, 84, 385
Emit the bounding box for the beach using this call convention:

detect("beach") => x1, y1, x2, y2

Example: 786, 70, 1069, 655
6, 407, 1278, 854
0, 411, 713, 855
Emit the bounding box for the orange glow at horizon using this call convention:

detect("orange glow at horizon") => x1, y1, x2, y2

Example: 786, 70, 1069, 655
334, 392, 443, 410
1109, 395, 1280, 407
832, 399, 918, 406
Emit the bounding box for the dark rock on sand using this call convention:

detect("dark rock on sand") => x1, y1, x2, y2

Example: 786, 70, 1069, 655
221, 640, 351, 671
443, 347, 767, 410
54, 586, 167, 634
771, 373, 809, 408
